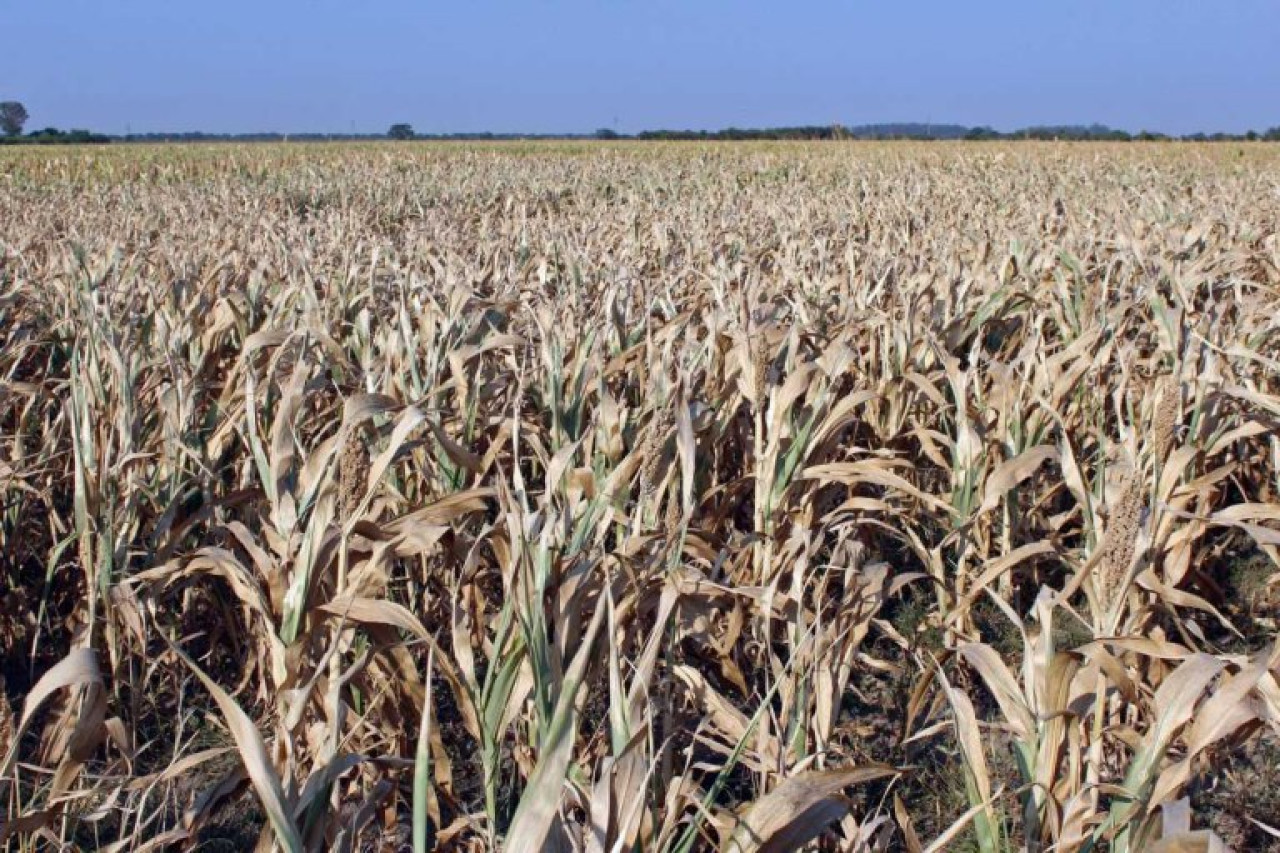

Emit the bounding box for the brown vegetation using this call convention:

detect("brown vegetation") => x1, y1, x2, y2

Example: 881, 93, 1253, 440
1, 141, 1278, 851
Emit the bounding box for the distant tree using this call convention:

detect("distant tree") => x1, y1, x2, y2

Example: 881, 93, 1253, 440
595, 127, 619, 140
387, 123, 415, 140
0, 101, 29, 137
965, 126, 1000, 140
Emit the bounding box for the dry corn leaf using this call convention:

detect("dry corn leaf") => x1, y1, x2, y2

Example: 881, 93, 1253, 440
722, 766, 896, 853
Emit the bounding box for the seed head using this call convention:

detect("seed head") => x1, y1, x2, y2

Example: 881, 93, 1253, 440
637, 407, 673, 502
1152, 379, 1180, 461
1098, 466, 1144, 615
663, 479, 683, 538
338, 428, 371, 519
750, 331, 771, 403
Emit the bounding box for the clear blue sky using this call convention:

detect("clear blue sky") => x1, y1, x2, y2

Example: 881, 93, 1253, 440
8, 1, 1278, 135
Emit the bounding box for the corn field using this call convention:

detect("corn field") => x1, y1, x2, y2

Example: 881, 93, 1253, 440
2, 141, 1279, 851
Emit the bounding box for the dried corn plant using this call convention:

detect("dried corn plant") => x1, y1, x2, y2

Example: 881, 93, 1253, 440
1, 140, 1278, 851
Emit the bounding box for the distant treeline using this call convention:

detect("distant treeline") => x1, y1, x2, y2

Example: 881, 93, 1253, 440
113, 132, 585, 142
5, 123, 1280, 145
636, 123, 975, 140
102, 123, 1280, 143
0, 127, 111, 145
632, 122, 1280, 142
1, 129, 559, 144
